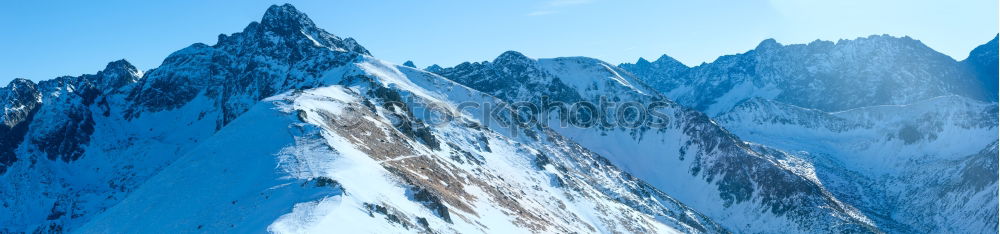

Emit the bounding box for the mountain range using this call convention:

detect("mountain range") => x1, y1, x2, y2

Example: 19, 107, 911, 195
0, 4, 996, 233
619, 33, 998, 233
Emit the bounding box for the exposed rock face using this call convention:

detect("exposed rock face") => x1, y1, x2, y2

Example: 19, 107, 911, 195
0, 79, 41, 173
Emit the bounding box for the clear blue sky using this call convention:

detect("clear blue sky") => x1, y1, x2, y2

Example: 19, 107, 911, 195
1, 0, 997, 83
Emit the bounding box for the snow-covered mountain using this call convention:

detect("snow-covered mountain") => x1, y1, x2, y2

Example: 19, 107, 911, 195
1, 4, 733, 233
618, 55, 689, 95
431, 52, 878, 233
622, 35, 999, 233
2, 3, 995, 234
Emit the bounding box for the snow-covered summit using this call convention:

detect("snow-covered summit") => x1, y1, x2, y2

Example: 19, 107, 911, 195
218, 4, 369, 56
261, 4, 318, 32
493, 50, 533, 65
94, 59, 142, 92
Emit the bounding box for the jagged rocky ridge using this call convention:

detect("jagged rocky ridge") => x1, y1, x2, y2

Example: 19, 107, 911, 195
618, 55, 689, 96
1, 4, 732, 233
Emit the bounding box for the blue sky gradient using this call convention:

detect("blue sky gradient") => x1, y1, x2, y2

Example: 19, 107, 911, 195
1, 0, 996, 83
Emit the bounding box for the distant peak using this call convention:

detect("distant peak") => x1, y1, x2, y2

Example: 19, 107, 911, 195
624, 54, 687, 69
6, 78, 36, 89
103, 59, 137, 73
866, 34, 903, 40
100, 59, 140, 77
833, 34, 922, 47
494, 51, 532, 64
756, 38, 781, 50
403, 60, 416, 68
653, 54, 687, 67
96, 59, 141, 90
3, 78, 39, 106
425, 64, 444, 73
635, 57, 651, 66
261, 4, 317, 32
807, 39, 834, 47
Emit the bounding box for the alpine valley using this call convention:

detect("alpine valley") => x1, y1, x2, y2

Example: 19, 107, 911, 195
1, 4, 996, 234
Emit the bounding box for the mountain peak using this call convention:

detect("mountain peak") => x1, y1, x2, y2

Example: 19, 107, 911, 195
756, 38, 781, 50
623, 54, 687, 70
95, 59, 141, 91
5, 78, 36, 90
635, 57, 651, 66
425, 64, 444, 73
214, 3, 370, 56
102, 59, 138, 74
493, 51, 532, 65
402, 60, 416, 68
653, 54, 687, 68
261, 4, 316, 31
